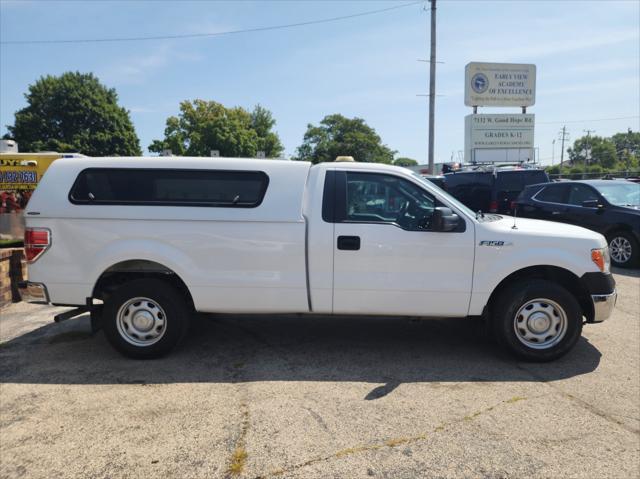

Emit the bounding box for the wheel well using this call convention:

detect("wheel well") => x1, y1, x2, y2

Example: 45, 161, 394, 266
603, 224, 634, 240
92, 260, 195, 312
486, 266, 594, 322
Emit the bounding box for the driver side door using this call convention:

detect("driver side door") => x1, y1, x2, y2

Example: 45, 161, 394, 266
331, 171, 475, 317
560, 183, 606, 233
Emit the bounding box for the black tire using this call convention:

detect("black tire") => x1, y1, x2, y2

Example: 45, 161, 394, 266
103, 278, 190, 359
491, 279, 583, 362
607, 230, 639, 268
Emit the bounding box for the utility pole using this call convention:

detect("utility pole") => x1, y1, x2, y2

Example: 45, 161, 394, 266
427, 0, 436, 174
558, 126, 569, 176
583, 129, 595, 177
625, 127, 632, 175
552, 139, 556, 166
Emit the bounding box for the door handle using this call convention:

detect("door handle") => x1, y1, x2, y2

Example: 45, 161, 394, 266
337, 236, 360, 251
551, 211, 562, 215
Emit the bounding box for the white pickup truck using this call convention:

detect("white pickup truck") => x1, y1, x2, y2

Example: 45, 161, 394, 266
19, 157, 616, 361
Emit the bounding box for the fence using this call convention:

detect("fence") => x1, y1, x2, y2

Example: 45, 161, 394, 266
0, 248, 26, 308
548, 171, 640, 181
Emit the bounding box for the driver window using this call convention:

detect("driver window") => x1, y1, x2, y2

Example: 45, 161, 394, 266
345, 172, 435, 230
567, 185, 598, 206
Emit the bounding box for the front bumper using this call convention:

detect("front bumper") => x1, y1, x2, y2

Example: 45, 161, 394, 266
581, 272, 616, 323
591, 291, 617, 323
18, 281, 50, 304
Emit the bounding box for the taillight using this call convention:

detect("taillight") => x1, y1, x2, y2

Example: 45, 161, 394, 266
489, 200, 498, 213
24, 228, 50, 262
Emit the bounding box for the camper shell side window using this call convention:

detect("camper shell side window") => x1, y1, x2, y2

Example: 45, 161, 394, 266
69, 168, 269, 208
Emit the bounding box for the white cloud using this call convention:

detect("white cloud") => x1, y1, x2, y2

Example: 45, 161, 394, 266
0, 0, 34, 9
543, 59, 639, 78
96, 43, 202, 85
128, 106, 158, 114
451, 28, 639, 62
539, 76, 640, 96
182, 19, 235, 36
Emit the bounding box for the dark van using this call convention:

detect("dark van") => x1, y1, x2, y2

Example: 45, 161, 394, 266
444, 167, 550, 214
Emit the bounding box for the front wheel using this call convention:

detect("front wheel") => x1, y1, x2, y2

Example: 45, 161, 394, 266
608, 231, 638, 268
492, 279, 583, 362
103, 278, 190, 359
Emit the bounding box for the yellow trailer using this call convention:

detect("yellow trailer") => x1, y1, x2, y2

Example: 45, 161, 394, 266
1, 152, 66, 191
1, 151, 84, 240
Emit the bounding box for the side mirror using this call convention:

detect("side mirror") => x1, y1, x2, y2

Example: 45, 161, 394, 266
432, 207, 459, 232
582, 199, 603, 209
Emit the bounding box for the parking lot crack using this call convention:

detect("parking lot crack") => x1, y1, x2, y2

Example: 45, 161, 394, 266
224, 360, 251, 477
515, 364, 640, 435
253, 395, 530, 478
303, 406, 330, 433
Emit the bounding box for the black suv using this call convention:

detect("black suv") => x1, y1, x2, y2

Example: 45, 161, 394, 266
443, 166, 549, 215
515, 180, 640, 267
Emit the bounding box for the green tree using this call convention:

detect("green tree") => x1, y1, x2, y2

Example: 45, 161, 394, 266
569, 165, 585, 175
617, 150, 639, 172
149, 100, 283, 158
545, 164, 559, 175
611, 129, 640, 156
545, 164, 563, 175
587, 164, 604, 174
296, 114, 395, 164
393, 157, 419, 167
567, 135, 617, 169
4, 72, 141, 156
611, 129, 639, 170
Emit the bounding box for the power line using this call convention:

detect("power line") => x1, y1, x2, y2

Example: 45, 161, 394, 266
0, 0, 619, 2
537, 115, 639, 125
0, 1, 422, 45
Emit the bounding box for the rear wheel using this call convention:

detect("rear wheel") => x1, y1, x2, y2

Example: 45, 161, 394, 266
103, 278, 190, 359
607, 231, 638, 268
492, 279, 583, 361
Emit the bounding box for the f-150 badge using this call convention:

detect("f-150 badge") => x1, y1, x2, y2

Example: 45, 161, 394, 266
479, 240, 511, 247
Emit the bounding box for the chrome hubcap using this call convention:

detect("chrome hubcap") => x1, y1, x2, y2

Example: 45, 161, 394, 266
528, 314, 551, 333
132, 310, 154, 332
116, 297, 167, 347
610, 237, 632, 264
514, 298, 567, 350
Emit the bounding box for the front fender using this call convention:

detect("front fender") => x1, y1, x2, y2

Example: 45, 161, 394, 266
468, 245, 597, 316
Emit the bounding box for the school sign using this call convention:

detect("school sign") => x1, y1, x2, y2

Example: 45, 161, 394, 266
464, 62, 536, 108
465, 114, 535, 161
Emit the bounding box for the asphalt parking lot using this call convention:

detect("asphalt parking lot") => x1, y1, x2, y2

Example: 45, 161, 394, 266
1, 269, 638, 479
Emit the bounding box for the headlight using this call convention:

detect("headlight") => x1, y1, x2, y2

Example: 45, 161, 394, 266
591, 247, 610, 273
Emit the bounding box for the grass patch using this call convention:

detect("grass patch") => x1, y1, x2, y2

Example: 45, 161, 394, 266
0, 239, 23, 248
463, 411, 482, 421
385, 438, 408, 447
228, 447, 247, 475
335, 445, 377, 458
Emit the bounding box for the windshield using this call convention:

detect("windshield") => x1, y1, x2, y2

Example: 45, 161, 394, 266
411, 172, 477, 219
595, 182, 640, 207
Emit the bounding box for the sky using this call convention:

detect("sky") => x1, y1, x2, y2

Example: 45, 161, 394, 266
1, 0, 639, 166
